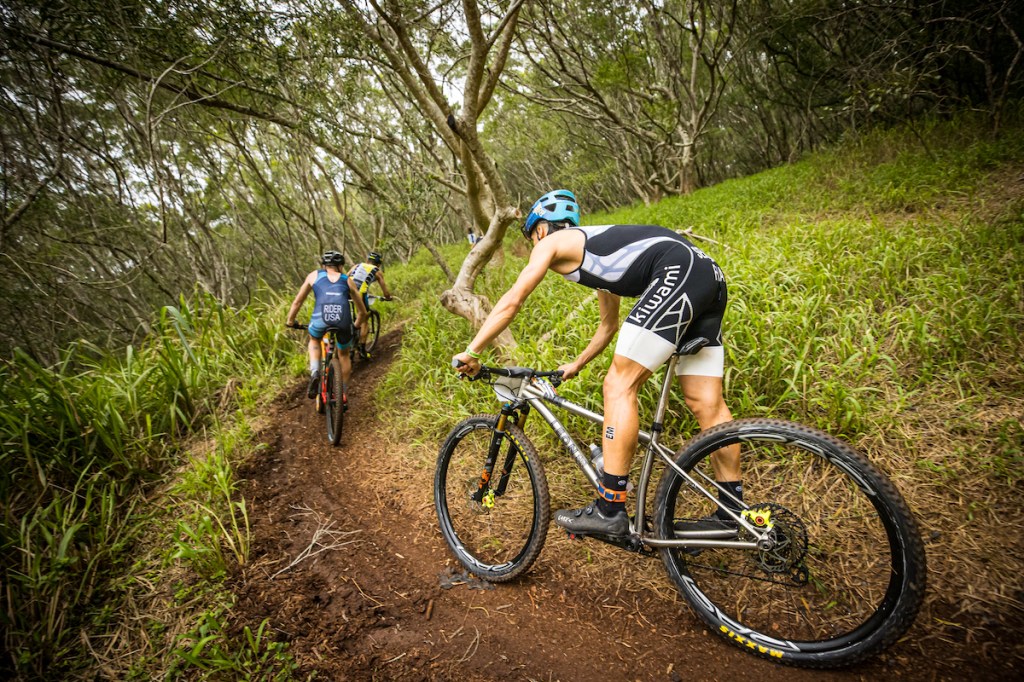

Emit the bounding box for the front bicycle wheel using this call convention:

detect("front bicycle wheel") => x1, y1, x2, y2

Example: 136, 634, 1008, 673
434, 414, 550, 582
364, 310, 381, 354
654, 418, 926, 668
324, 354, 344, 446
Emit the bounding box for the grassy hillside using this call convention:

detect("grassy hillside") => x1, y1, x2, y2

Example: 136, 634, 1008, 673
2, 111, 1020, 678
0, 294, 302, 679
380, 113, 1024, 648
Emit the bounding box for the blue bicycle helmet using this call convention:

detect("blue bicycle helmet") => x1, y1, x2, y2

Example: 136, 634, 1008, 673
522, 189, 580, 239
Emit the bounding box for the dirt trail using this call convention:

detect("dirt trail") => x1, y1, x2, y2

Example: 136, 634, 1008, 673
231, 330, 1007, 681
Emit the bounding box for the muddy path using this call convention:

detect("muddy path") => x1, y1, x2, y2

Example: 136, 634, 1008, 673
230, 330, 1008, 681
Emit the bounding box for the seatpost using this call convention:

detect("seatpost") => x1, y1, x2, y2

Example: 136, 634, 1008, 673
649, 354, 679, 441
633, 355, 678, 537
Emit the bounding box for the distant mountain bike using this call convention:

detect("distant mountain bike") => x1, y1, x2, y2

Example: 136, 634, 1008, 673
288, 323, 347, 445
434, 356, 927, 668
352, 294, 392, 360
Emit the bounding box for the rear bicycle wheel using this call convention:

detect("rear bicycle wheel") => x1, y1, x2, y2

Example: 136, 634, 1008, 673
654, 418, 926, 668
324, 354, 344, 446
364, 310, 381, 354
434, 414, 550, 582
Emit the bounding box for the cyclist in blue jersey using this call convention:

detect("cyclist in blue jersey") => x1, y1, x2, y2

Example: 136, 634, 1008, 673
287, 250, 368, 401
452, 190, 740, 537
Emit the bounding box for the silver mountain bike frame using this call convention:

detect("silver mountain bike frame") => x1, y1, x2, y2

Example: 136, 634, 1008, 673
503, 355, 768, 550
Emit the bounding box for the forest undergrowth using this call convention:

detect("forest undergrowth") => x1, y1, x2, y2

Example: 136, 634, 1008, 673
380, 114, 1024, 660
1, 113, 1022, 679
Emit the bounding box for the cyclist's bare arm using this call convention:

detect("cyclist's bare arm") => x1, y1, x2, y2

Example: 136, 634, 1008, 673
559, 290, 620, 379
453, 241, 558, 375
286, 271, 317, 326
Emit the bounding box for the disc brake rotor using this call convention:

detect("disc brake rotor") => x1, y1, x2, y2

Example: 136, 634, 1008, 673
744, 502, 808, 575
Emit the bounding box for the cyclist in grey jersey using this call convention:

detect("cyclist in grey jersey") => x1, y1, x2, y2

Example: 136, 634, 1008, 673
453, 190, 740, 538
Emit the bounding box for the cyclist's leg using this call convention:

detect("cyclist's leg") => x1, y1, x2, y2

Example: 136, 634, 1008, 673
608, 261, 697, 473
307, 319, 327, 398
336, 335, 354, 408
674, 281, 741, 517
359, 293, 370, 345
677, 364, 739, 481
601, 355, 653, 477
307, 317, 326, 370
307, 335, 321, 369
554, 332, 658, 536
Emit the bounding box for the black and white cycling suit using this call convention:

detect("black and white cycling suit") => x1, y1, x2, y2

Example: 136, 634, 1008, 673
562, 224, 727, 376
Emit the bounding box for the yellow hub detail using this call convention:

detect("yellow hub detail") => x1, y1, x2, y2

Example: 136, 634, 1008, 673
742, 507, 774, 529
483, 489, 496, 509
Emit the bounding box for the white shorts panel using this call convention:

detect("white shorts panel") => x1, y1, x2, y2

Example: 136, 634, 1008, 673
615, 323, 676, 372
674, 345, 724, 377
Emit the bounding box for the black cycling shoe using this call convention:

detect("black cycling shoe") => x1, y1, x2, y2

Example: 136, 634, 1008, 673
554, 500, 629, 537
306, 370, 320, 399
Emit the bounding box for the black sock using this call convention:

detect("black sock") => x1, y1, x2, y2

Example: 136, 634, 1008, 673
597, 470, 628, 516
715, 480, 743, 520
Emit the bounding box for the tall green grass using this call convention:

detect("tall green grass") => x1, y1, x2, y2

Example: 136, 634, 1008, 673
0, 290, 297, 679
375, 116, 1024, 640
380, 113, 1024, 480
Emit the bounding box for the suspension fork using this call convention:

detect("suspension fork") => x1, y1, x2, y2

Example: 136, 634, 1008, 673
493, 404, 529, 496
471, 403, 523, 503
473, 401, 520, 501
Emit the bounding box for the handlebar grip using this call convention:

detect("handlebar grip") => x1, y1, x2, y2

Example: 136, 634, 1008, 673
452, 358, 466, 369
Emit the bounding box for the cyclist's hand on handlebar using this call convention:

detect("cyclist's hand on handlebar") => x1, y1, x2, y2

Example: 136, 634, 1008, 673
557, 361, 581, 380
451, 352, 481, 377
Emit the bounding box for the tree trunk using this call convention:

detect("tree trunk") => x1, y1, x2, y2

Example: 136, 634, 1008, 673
439, 205, 519, 350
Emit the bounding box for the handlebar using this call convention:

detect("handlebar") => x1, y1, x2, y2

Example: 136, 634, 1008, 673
451, 359, 564, 387
286, 322, 308, 330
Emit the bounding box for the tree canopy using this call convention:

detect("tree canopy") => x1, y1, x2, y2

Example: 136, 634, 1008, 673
1, 0, 1020, 357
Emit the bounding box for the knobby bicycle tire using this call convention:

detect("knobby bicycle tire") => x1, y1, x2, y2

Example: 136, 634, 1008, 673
434, 414, 550, 582
654, 418, 926, 668
364, 310, 381, 354
324, 354, 344, 446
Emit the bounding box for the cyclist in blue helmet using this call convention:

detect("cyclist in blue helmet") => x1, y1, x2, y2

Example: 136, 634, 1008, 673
521, 189, 580, 239
453, 190, 739, 538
